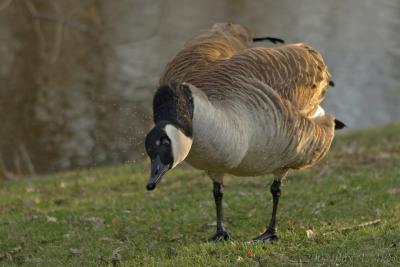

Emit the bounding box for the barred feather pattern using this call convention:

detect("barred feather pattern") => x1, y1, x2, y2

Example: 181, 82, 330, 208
185, 79, 334, 176
159, 23, 336, 175
160, 23, 252, 85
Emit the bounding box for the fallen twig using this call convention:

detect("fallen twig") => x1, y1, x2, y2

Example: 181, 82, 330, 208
323, 219, 381, 236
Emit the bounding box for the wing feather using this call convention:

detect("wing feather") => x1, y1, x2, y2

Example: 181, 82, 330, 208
160, 24, 330, 117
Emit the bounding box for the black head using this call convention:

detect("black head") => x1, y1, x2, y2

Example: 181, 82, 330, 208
144, 124, 173, 190
144, 83, 195, 191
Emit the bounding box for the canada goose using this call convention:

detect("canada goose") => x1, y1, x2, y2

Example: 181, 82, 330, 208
144, 23, 345, 242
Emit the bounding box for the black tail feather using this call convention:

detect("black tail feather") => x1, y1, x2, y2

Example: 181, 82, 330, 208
253, 37, 285, 44
329, 80, 335, 87
334, 119, 346, 130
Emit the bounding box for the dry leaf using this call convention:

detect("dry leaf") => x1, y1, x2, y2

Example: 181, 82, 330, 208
306, 229, 314, 239
70, 248, 84, 255
25, 186, 35, 193
80, 216, 104, 225
47, 216, 57, 223
246, 251, 253, 257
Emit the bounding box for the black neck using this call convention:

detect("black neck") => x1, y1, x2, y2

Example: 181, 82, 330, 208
153, 83, 194, 137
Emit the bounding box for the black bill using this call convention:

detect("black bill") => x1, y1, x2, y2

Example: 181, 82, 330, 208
146, 156, 170, 190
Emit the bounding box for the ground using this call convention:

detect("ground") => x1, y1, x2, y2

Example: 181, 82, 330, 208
1, 124, 400, 266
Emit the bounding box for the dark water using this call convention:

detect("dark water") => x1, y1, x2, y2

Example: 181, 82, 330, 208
0, 0, 399, 174
149, 0, 400, 128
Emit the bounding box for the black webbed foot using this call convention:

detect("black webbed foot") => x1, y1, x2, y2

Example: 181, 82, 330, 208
208, 229, 232, 242
252, 228, 279, 243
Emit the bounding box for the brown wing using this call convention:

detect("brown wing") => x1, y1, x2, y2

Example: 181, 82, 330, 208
160, 23, 253, 85
195, 44, 331, 116
160, 24, 330, 117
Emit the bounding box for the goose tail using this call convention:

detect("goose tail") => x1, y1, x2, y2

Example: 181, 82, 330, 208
253, 37, 285, 44
334, 119, 346, 130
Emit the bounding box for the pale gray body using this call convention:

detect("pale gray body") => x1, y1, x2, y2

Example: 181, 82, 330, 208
186, 85, 287, 177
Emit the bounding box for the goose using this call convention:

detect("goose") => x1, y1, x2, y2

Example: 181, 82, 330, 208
144, 23, 345, 242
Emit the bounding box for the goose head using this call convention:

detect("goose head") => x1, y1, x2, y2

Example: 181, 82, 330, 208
144, 83, 194, 190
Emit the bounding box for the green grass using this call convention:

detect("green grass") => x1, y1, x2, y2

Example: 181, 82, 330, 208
1, 124, 400, 266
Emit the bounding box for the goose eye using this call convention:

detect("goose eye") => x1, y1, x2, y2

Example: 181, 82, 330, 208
162, 138, 170, 146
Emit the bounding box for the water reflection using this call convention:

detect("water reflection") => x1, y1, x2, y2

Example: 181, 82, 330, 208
0, 0, 399, 174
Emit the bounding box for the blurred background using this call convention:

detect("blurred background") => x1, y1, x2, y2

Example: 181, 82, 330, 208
0, 0, 399, 177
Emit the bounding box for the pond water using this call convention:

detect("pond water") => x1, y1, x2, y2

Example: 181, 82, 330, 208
142, 0, 400, 129
1, 0, 399, 173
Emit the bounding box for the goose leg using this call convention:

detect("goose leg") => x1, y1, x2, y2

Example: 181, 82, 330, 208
253, 179, 281, 243
208, 174, 232, 242
253, 170, 288, 243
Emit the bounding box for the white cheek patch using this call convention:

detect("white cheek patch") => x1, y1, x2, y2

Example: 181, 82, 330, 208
309, 105, 325, 119
165, 125, 193, 168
